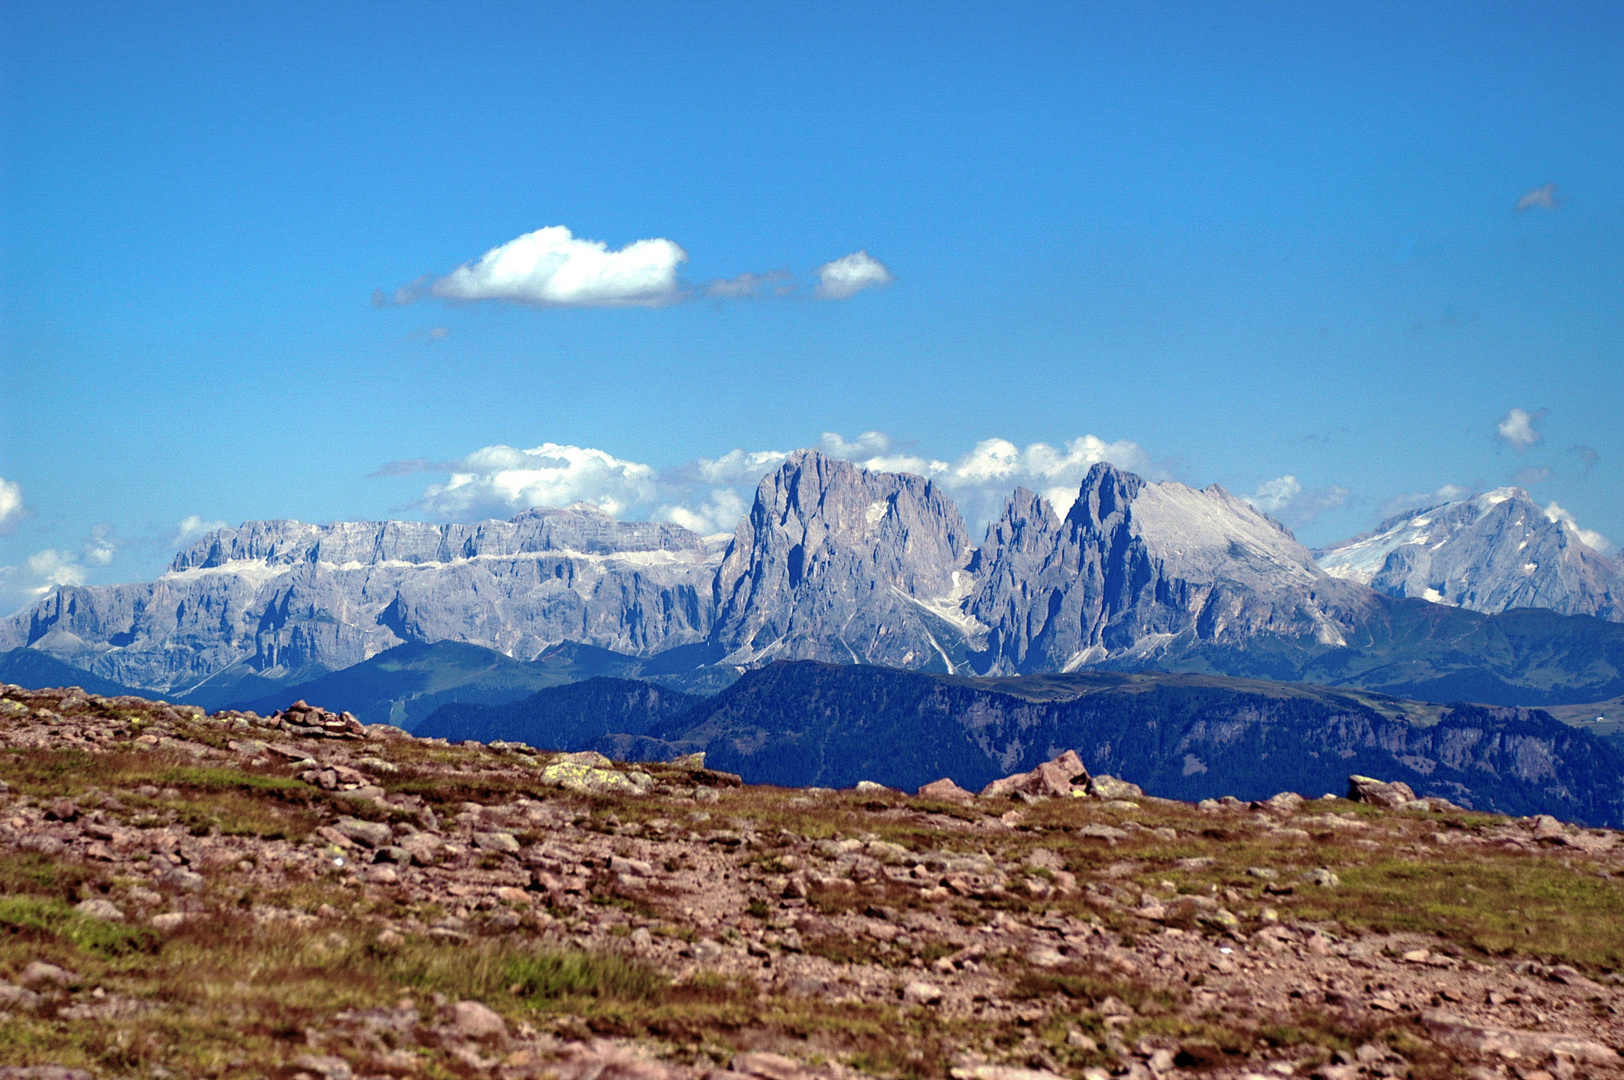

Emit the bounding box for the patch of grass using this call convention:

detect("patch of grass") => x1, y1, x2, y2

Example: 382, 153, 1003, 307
157, 766, 310, 793
0, 896, 158, 958
1009, 964, 1187, 1013
0, 851, 102, 901
1295, 855, 1624, 970
502, 948, 663, 1005
804, 933, 887, 966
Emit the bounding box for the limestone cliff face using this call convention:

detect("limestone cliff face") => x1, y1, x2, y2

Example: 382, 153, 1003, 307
710, 450, 979, 670
0, 506, 721, 693
965, 464, 1376, 674
5, 453, 1619, 699
1315, 489, 1624, 622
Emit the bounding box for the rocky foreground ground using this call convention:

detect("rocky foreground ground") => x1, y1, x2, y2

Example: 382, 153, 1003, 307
1, 685, 1622, 1080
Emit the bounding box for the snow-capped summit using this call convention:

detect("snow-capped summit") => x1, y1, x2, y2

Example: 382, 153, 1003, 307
1314, 488, 1623, 621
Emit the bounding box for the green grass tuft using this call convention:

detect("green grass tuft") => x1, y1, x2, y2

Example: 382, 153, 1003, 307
0, 896, 159, 958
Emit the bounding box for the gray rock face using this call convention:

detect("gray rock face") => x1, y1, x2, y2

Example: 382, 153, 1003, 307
711, 450, 978, 670
965, 463, 1375, 674
4, 451, 1617, 697
1314, 489, 1624, 621
1, 506, 722, 693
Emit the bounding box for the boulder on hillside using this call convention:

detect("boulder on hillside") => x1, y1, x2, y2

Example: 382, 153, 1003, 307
916, 778, 975, 802
1347, 774, 1417, 808
1087, 775, 1143, 800
979, 750, 1092, 800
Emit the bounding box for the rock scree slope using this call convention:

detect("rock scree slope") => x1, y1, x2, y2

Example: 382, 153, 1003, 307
1, 682, 1623, 1078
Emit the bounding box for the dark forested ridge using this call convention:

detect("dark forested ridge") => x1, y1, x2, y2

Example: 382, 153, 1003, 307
420, 660, 1624, 827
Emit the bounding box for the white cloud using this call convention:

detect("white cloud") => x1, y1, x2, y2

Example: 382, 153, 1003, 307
0, 547, 92, 615
1495, 407, 1547, 452
174, 515, 228, 548
1543, 502, 1614, 555
389, 431, 1160, 540
415, 443, 661, 520
679, 449, 791, 486
0, 477, 23, 534
1515, 183, 1558, 212
1379, 483, 1474, 518
814, 251, 895, 299
1245, 475, 1350, 528
654, 488, 750, 537
417, 226, 689, 307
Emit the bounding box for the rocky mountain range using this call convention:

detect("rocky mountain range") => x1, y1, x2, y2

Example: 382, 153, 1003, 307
1314, 487, 1624, 621
5, 450, 1624, 706
1, 506, 722, 697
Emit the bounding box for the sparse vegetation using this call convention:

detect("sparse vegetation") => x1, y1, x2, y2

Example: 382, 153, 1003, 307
1, 682, 1622, 1079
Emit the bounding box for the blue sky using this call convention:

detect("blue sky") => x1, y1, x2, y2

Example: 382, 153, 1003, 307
2, 1, 1620, 608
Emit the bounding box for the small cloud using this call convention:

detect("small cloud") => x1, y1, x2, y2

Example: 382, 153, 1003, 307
370, 457, 444, 478
670, 449, 791, 486
1379, 482, 1474, 518
411, 442, 661, 520
814, 251, 895, 299
0, 527, 123, 613
1570, 444, 1599, 477
0, 477, 24, 534
401, 226, 689, 308
1515, 183, 1559, 212
1495, 407, 1548, 452
654, 488, 751, 536
703, 271, 794, 300
1245, 475, 1351, 528
1543, 501, 1613, 555
428, 326, 449, 340
1510, 465, 1554, 487
173, 515, 228, 548
83, 523, 119, 567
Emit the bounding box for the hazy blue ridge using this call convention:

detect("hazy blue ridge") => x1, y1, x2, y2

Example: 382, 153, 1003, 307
420, 660, 1624, 827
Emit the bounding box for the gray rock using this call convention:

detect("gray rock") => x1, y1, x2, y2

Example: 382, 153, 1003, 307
19, 961, 74, 987
0, 980, 43, 1009
73, 898, 125, 921
1346, 775, 1416, 808
472, 831, 521, 855
902, 980, 944, 1005
157, 867, 204, 893
448, 999, 507, 1040
289, 1056, 353, 1080
333, 816, 393, 848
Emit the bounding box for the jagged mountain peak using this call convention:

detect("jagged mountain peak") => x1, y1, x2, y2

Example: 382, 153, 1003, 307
1315, 487, 1622, 621
710, 449, 978, 670
1063, 464, 1319, 586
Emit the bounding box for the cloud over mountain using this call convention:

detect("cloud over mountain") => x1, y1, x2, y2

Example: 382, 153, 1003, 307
1496, 407, 1547, 451
1245, 475, 1350, 528
399, 443, 662, 519
381, 431, 1155, 537
0, 478, 24, 535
